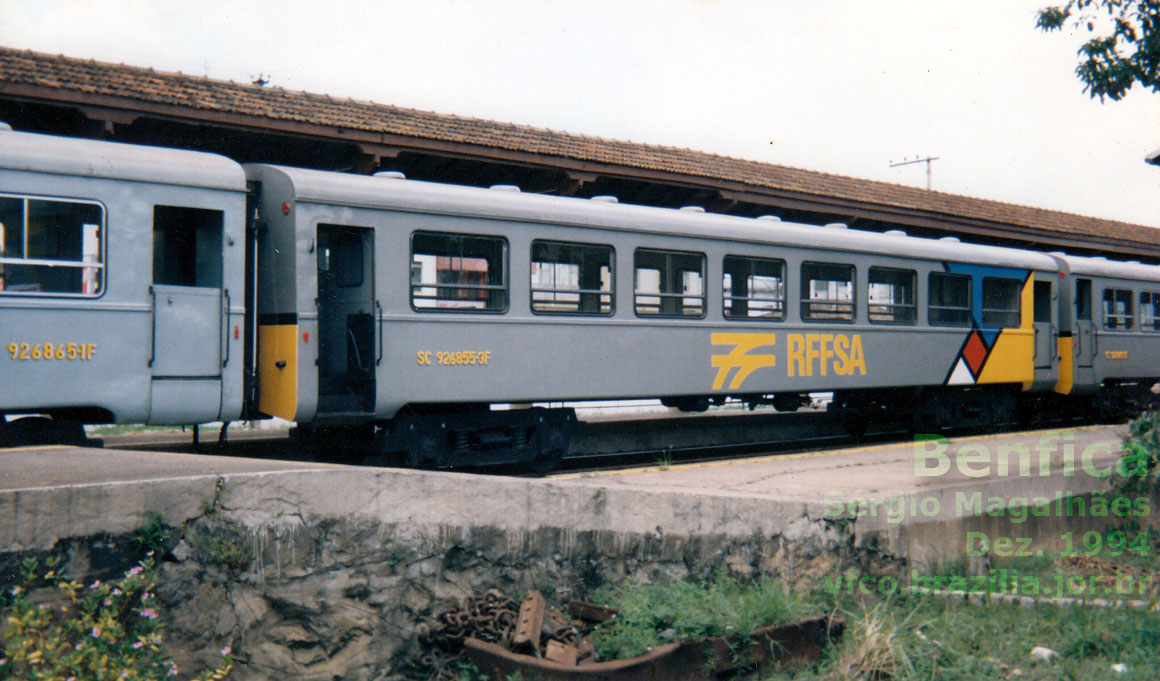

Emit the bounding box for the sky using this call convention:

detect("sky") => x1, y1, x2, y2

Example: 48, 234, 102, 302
2, 0, 1158, 229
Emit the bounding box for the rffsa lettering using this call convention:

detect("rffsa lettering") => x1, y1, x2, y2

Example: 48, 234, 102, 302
786, 333, 866, 377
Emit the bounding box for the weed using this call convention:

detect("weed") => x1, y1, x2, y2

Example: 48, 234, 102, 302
588, 570, 802, 661
129, 512, 170, 556
203, 537, 251, 569
200, 478, 227, 517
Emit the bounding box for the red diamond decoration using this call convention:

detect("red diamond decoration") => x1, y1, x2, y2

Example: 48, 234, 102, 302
961, 331, 988, 376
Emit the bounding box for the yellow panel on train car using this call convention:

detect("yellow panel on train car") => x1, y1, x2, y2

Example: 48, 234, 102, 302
1054, 336, 1074, 394
258, 323, 298, 420
976, 277, 1035, 390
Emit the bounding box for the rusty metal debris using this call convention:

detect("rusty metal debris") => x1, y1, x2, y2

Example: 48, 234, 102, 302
414, 590, 589, 680
415, 589, 844, 681
464, 615, 846, 681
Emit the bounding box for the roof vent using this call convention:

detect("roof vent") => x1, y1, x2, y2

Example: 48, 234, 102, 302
939, 236, 961, 243
489, 184, 521, 192
756, 215, 782, 222
680, 206, 705, 213
0, 121, 12, 131
590, 195, 619, 204
885, 229, 907, 237
1093, 256, 1108, 261
1127, 260, 1141, 265
373, 171, 405, 179
825, 222, 848, 230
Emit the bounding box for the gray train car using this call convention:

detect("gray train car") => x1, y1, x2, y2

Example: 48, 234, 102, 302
0, 129, 247, 444
244, 164, 1068, 464
3, 128, 1156, 467
1052, 253, 1160, 411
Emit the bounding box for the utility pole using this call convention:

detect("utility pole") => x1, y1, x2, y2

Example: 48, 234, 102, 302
889, 155, 940, 190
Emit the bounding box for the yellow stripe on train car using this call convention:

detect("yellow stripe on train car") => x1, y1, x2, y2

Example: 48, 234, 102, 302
258, 324, 298, 420
1054, 336, 1074, 395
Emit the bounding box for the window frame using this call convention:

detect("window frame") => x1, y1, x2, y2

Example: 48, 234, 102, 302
0, 193, 106, 298
722, 254, 786, 321
1103, 287, 1135, 331
633, 247, 707, 318
1141, 291, 1160, 332
928, 272, 972, 327
867, 266, 917, 325
981, 276, 1022, 329
800, 261, 856, 323
529, 239, 615, 316
154, 205, 225, 289
409, 230, 509, 314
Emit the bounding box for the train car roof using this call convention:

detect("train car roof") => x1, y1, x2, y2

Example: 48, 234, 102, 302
0, 129, 246, 192
1052, 252, 1160, 283
249, 164, 1062, 271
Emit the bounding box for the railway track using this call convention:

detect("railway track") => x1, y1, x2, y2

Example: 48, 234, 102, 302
92, 409, 922, 476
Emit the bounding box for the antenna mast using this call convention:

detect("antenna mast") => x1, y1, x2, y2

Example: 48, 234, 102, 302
889, 155, 940, 190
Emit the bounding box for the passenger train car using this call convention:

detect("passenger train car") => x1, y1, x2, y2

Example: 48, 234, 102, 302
1, 127, 1157, 468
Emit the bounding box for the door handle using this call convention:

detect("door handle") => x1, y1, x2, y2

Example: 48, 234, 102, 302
148, 286, 156, 368
222, 289, 231, 367
375, 300, 384, 366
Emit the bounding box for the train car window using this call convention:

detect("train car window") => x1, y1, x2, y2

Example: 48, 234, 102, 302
801, 262, 855, 322
530, 241, 613, 315
1103, 288, 1134, 330
410, 231, 508, 312
982, 277, 1021, 328
0, 195, 104, 296
634, 248, 705, 318
1139, 291, 1160, 331
723, 255, 785, 320
1033, 280, 1053, 323
928, 273, 971, 326
868, 267, 916, 324
322, 229, 364, 288
1075, 279, 1092, 321
153, 206, 223, 288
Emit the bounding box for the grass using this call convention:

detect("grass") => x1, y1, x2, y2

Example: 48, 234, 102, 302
574, 561, 1160, 680
772, 588, 1160, 681
587, 570, 804, 661
86, 424, 188, 436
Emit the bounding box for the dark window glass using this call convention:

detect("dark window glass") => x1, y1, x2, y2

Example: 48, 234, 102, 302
1075, 278, 1092, 321
801, 262, 855, 322
634, 248, 705, 317
153, 206, 223, 288
929, 272, 971, 326
1033, 280, 1052, 324
1103, 288, 1134, 330
983, 277, 1021, 328
531, 241, 613, 315
1141, 291, 1160, 331
411, 231, 507, 312
868, 267, 916, 324
0, 196, 104, 296
723, 255, 785, 320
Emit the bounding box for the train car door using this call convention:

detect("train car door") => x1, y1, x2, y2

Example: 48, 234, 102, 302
316, 224, 376, 414
1074, 278, 1096, 368
1033, 279, 1056, 370
148, 206, 225, 423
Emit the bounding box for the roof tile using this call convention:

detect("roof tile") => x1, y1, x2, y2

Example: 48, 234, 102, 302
1, 46, 1155, 247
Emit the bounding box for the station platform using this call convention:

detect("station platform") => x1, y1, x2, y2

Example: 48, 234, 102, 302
0, 423, 1129, 568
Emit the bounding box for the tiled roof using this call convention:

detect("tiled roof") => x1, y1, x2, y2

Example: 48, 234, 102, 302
1, 45, 1156, 248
